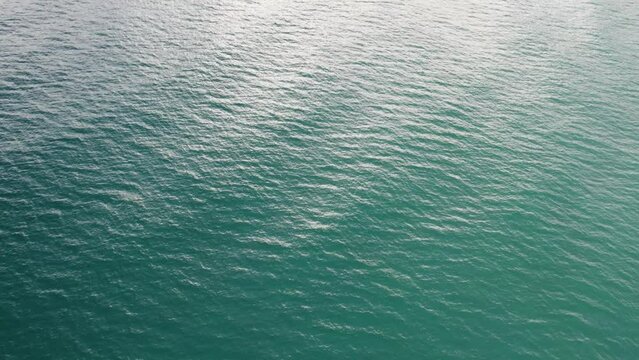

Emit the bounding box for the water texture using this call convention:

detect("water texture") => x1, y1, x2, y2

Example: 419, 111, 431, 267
1, 0, 638, 358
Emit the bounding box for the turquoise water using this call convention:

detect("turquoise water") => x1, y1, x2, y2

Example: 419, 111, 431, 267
1, 0, 639, 358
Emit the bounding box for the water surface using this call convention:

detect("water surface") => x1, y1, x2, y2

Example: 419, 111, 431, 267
1, 0, 639, 358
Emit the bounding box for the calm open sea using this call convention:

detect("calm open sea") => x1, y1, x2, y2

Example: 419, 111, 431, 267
1, 0, 638, 358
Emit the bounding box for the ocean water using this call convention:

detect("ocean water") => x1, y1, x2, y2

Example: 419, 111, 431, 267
1, 0, 638, 358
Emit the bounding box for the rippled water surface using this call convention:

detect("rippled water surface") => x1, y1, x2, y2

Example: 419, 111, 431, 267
1, 0, 639, 358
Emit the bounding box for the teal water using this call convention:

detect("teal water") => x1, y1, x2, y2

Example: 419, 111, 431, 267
1, 0, 639, 358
